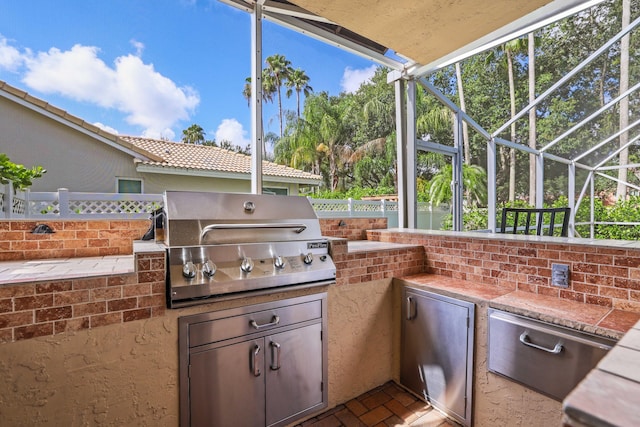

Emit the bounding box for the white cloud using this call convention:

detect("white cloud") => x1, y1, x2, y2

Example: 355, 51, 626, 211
93, 122, 119, 134
143, 127, 175, 141
0, 36, 199, 138
0, 36, 25, 72
340, 65, 377, 93
23, 45, 118, 106
214, 119, 251, 148
130, 39, 144, 57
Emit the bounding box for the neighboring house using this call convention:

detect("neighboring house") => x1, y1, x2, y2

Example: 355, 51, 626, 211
0, 80, 322, 195
119, 136, 321, 195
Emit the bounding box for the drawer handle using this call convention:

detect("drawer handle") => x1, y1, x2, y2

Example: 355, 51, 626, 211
250, 344, 261, 377
519, 332, 563, 354
270, 341, 281, 371
249, 315, 280, 330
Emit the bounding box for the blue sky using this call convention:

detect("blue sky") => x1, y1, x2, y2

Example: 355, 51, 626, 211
0, 0, 379, 147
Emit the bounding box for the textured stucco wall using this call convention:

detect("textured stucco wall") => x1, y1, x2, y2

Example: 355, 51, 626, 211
472, 303, 562, 426
327, 278, 398, 407
0, 313, 179, 426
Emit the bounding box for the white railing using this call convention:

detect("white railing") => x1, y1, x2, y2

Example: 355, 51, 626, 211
0, 186, 448, 229
1, 184, 162, 219
309, 197, 448, 229
308, 197, 397, 218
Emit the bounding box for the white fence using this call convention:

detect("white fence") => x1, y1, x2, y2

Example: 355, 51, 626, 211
0, 186, 448, 229
0, 185, 162, 219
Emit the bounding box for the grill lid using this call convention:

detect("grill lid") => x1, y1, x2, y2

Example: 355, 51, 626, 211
163, 191, 323, 247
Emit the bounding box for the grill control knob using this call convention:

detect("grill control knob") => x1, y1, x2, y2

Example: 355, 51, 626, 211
202, 260, 217, 277
182, 261, 196, 279
241, 257, 254, 273
303, 252, 313, 265
274, 256, 286, 269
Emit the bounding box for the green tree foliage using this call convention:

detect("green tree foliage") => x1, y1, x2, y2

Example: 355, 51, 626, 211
180, 124, 250, 155
260, 1, 640, 214
0, 153, 46, 190
264, 54, 293, 138
286, 68, 313, 118
428, 164, 487, 207
181, 124, 205, 144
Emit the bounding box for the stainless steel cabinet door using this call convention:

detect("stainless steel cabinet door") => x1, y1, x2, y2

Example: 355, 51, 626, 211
401, 288, 474, 426
189, 338, 266, 427
266, 323, 323, 427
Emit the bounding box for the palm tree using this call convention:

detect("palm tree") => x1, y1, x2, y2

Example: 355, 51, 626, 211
486, 37, 527, 202
308, 94, 349, 191
264, 54, 293, 138
275, 118, 319, 174
279, 93, 349, 190
242, 70, 277, 106
182, 124, 205, 144
286, 68, 313, 119
428, 164, 487, 207
505, 38, 527, 203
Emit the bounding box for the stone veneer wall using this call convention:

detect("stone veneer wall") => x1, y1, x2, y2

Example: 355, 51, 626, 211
0, 217, 380, 262
319, 217, 387, 241
368, 230, 640, 313
0, 219, 150, 261
0, 251, 165, 343
0, 240, 422, 344
329, 239, 424, 285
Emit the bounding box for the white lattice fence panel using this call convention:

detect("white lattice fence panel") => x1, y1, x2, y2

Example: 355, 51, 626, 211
310, 201, 350, 212
12, 196, 26, 215
29, 200, 59, 216
352, 201, 384, 213
68, 199, 159, 214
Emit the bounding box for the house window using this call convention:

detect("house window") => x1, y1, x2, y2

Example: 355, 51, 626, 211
117, 178, 143, 194
263, 187, 288, 195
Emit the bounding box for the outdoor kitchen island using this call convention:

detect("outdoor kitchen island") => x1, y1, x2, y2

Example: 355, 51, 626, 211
1, 224, 640, 426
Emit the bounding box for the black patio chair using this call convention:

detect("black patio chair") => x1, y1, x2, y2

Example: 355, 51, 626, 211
499, 207, 570, 237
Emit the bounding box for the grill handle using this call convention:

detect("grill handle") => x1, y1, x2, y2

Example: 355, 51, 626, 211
200, 223, 307, 241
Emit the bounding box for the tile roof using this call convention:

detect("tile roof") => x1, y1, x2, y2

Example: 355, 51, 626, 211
120, 136, 323, 182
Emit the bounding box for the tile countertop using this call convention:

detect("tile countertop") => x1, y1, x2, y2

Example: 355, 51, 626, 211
347, 240, 422, 252
0, 255, 136, 285
398, 273, 639, 339
0, 241, 164, 285
398, 273, 640, 427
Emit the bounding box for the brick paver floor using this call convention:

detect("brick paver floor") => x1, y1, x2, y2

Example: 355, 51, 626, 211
295, 381, 460, 427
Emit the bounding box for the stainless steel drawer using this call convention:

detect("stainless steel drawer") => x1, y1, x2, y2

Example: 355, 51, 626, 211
188, 299, 322, 347
488, 309, 615, 401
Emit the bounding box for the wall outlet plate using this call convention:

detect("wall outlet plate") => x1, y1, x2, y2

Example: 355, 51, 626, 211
551, 263, 570, 288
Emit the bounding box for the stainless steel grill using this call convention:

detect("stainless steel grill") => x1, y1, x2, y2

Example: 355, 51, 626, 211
163, 191, 336, 308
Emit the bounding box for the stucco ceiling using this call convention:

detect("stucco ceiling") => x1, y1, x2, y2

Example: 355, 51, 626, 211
286, 0, 601, 73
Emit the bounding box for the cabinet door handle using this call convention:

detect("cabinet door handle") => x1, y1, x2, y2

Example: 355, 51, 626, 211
249, 315, 280, 330
270, 341, 281, 371
406, 296, 416, 320
519, 332, 563, 354
250, 344, 262, 376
